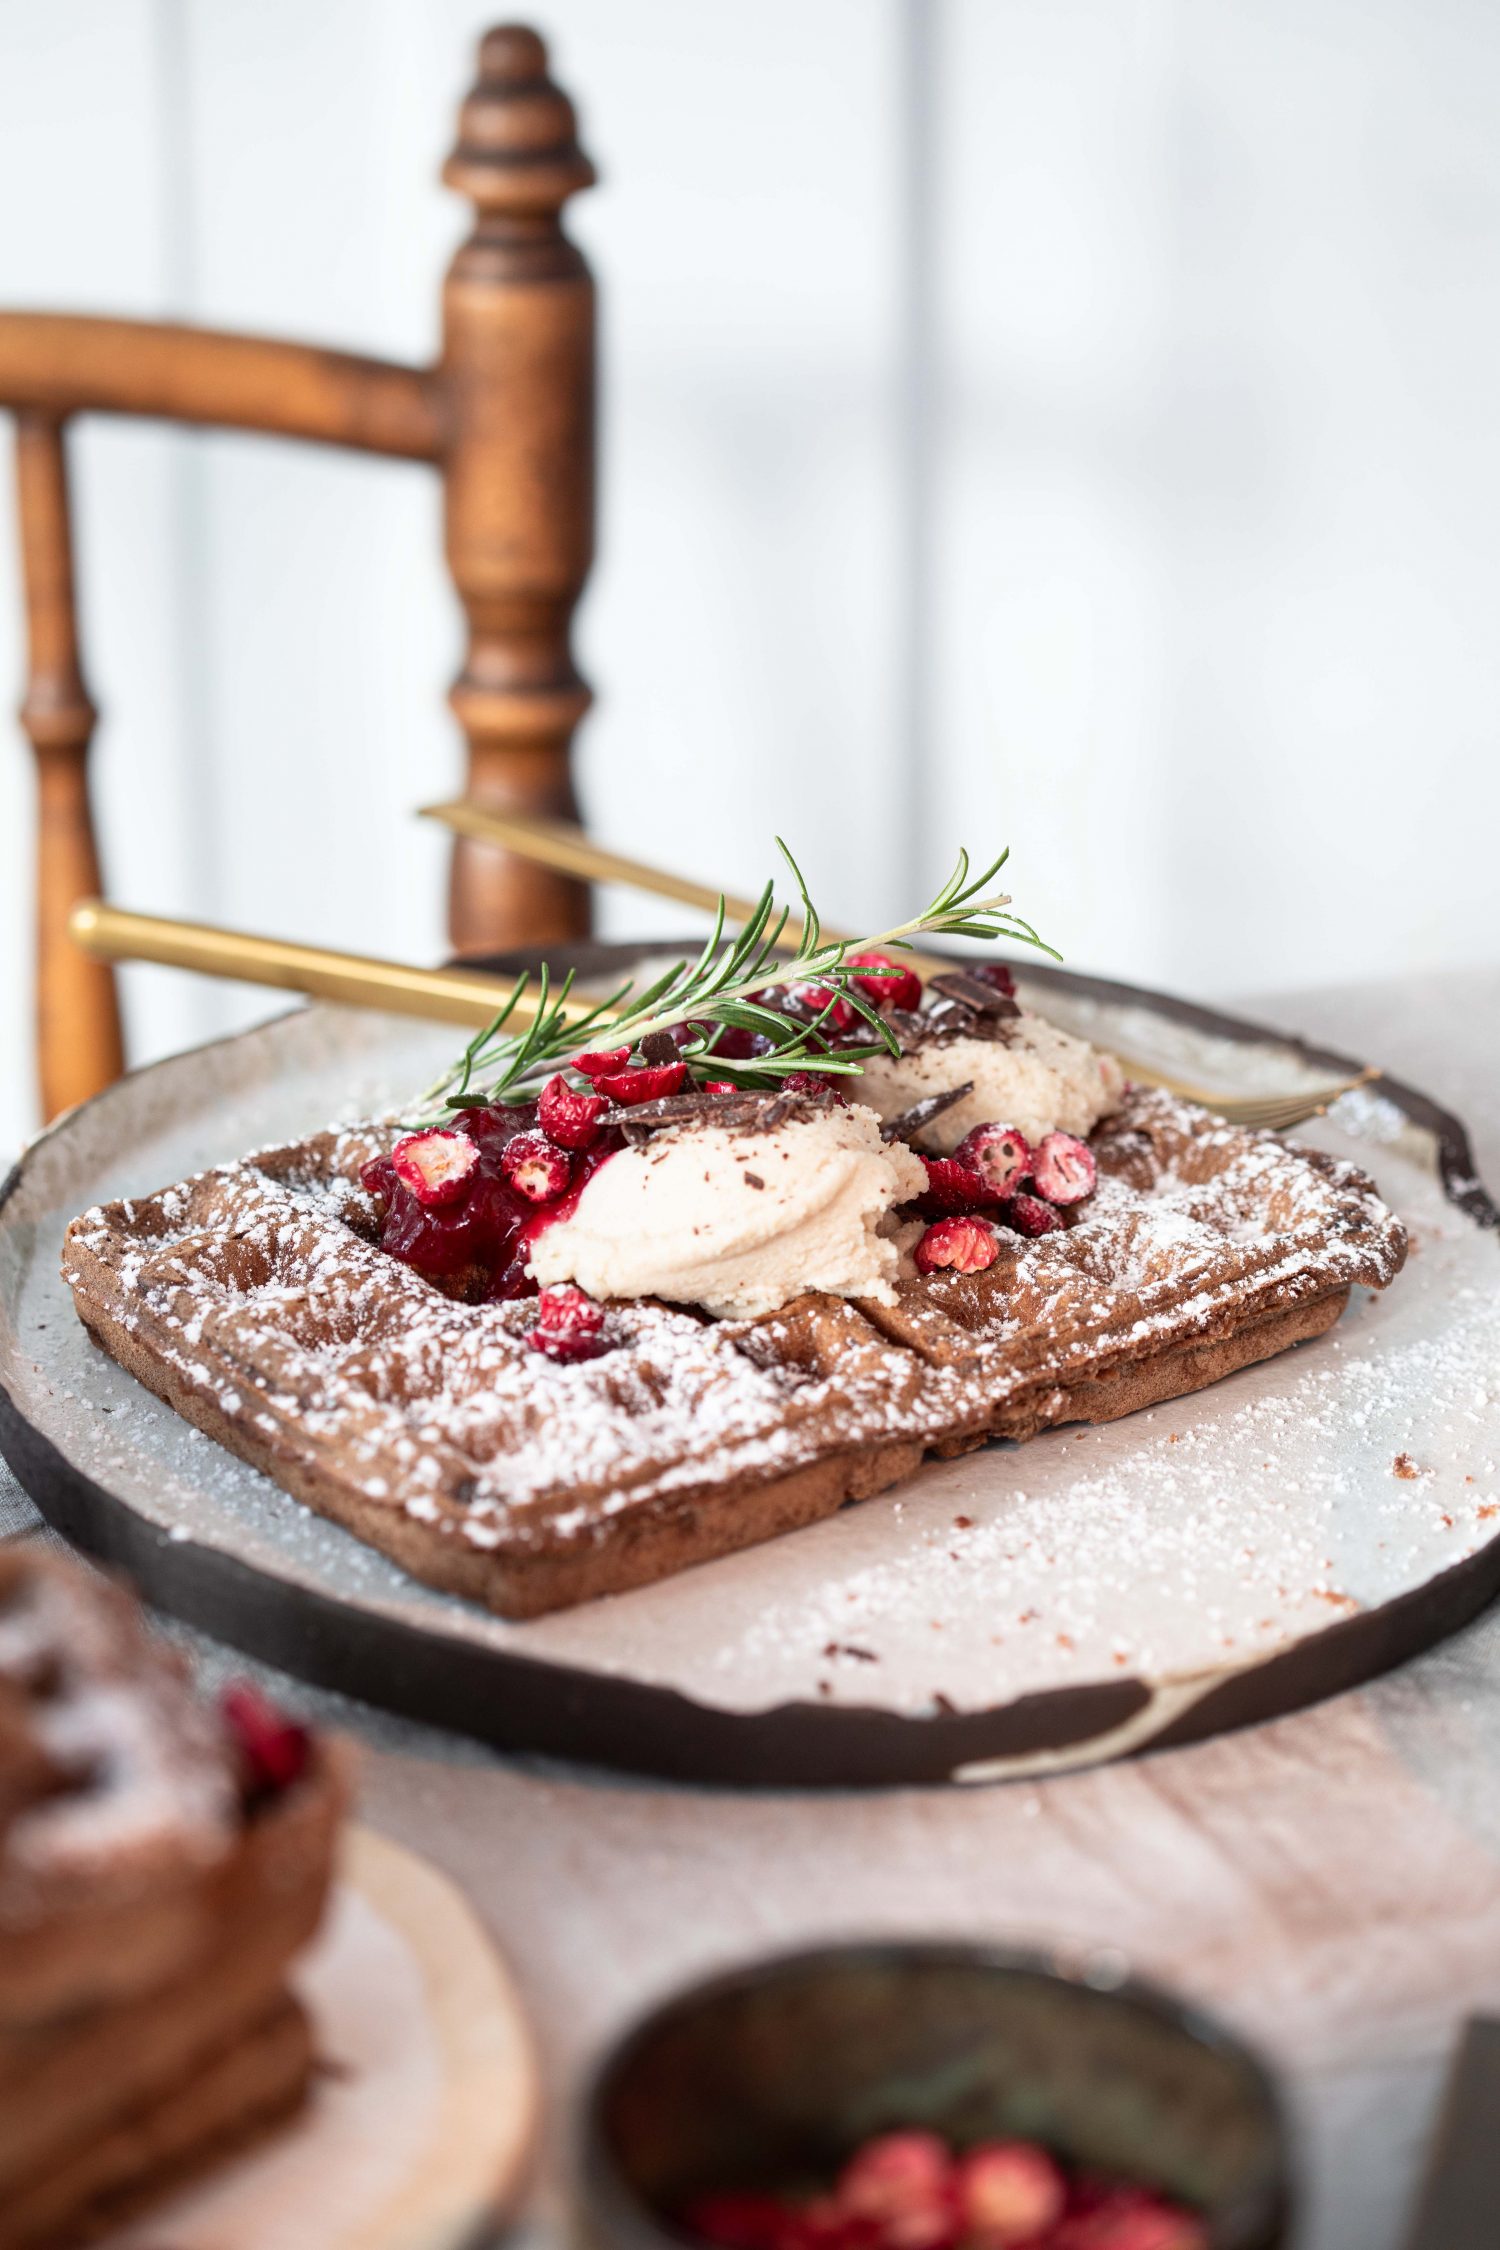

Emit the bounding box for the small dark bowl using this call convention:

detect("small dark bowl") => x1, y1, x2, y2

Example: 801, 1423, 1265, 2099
578, 1943, 1290, 2250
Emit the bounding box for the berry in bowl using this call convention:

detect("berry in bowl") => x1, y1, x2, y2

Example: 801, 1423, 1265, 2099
578, 1944, 1289, 2250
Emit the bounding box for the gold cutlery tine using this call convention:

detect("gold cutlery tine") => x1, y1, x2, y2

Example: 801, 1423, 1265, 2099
418, 803, 1382, 1131
66, 901, 603, 1034
1193, 1068, 1382, 1132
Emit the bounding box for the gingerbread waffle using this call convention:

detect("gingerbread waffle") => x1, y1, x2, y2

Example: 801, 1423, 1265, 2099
0, 1995, 311, 2250
60, 1089, 1406, 1619
0, 1548, 346, 2244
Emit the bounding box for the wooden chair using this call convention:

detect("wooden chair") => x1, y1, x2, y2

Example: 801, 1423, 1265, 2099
2, 23, 595, 1122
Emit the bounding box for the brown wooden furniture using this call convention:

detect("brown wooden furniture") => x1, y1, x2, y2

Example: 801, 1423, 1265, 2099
2, 23, 595, 1121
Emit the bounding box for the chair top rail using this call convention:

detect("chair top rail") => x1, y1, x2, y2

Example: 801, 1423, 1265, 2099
0, 312, 443, 462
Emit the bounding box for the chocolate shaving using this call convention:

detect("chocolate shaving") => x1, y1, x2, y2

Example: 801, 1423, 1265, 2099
921, 996, 1021, 1046
609, 1088, 830, 1136
929, 970, 1022, 1018
637, 1030, 681, 1065
880, 1083, 974, 1144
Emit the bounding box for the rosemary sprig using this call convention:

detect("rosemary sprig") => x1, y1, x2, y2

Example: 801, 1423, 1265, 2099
421, 841, 1059, 1116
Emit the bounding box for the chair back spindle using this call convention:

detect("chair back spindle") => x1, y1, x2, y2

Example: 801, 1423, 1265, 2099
14, 412, 124, 1117
442, 25, 597, 954
1, 22, 595, 1121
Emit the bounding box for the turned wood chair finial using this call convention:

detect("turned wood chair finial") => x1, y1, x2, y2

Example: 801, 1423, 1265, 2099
441, 25, 597, 957
3, 21, 597, 1122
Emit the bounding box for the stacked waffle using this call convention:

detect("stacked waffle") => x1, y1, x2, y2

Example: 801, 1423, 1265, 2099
0, 1547, 345, 2247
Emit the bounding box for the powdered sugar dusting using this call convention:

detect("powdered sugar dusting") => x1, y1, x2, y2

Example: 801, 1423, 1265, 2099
2, 991, 1490, 1748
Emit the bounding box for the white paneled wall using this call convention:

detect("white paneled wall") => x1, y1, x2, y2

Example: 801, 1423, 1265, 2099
2, 0, 1498, 1153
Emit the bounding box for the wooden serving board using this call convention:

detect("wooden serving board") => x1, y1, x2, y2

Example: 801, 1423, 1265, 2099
107, 1826, 537, 2250
1, 946, 1496, 1787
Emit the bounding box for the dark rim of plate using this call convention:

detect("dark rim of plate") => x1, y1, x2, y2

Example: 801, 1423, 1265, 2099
0, 943, 1495, 1788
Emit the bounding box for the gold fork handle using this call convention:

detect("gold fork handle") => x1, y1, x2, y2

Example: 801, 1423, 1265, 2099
421, 799, 958, 981
67, 900, 595, 1033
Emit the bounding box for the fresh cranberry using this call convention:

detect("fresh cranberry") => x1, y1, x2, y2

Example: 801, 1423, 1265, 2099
1031, 1131, 1097, 1205
529, 1285, 610, 1363
571, 1046, 632, 1079
221, 1681, 310, 1799
789, 2199, 890, 2250
705, 1024, 776, 1062
955, 2143, 1066, 2246
915, 1216, 1000, 1274
538, 1073, 607, 1149
787, 981, 859, 1033
453, 1100, 540, 1148
1000, 1192, 1061, 1238
590, 1061, 687, 1104
500, 1132, 573, 1205
389, 1129, 479, 1208
1051, 2198, 1207, 2250
969, 962, 1017, 1000
703, 1079, 739, 1095
916, 1155, 996, 1217
837, 2133, 958, 2250
680, 2197, 799, 2250
847, 950, 923, 1012
953, 1122, 1032, 1198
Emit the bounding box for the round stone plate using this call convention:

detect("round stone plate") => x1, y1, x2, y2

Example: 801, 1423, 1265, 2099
2, 946, 1497, 1787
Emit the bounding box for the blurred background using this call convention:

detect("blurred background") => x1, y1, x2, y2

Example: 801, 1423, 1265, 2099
2, 0, 1497, 1153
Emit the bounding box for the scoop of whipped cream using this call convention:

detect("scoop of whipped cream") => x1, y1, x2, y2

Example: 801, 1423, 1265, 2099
530, 1103, 925, 1319
856, 1012, 1124, 1152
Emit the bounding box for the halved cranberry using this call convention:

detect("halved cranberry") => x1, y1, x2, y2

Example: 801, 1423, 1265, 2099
529, 1285, 609, 1362
916, 1155, 996, 1217
915, 1216, 1000, 1274
518, 1140, 618, 1255
1031, 1130, 1097, 1205
571, 1046, 632, 1079
1000, 1192, 1061, 1238
500, 1132, 573, 1205
390, 1129, 479, 1208
953, 1122, 1032, 1198
969, 961, 1017, 1000
955, 2142, 1066, 2246
221, 1681, 309, 1799
591, 1061, 687, 1104
538, 1073, 607, 1149
703, 1079, 739, 1095
847, 950, 923, 1012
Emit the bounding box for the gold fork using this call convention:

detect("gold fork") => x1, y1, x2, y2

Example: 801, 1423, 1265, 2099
419, 801, 1381, 1133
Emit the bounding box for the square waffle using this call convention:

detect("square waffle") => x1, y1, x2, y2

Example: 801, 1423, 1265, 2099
60, 1089, 1406, 1619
